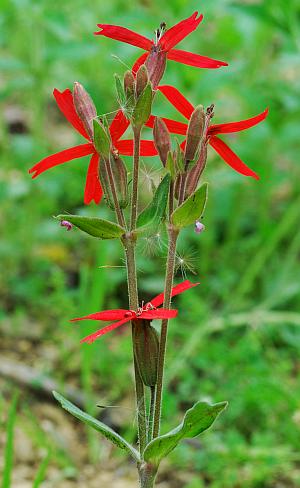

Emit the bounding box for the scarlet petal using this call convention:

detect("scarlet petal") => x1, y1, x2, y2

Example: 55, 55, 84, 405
140, 140, 158, 156
115, 140, 158, 156
159, 12, 203, 51
84, 153, 103, 205
209, 136, 260, 180
94, 24, 152, 51
168, 49, 228, 69
80, 317, 131, 344
209, 108, 269, 136
71, 309, 130, 322
158, 85, 194, 119
146, 115, 187, 135
132, 52, 149, 74
53, 89, 90, 140
141, 309, 178, 320
109, 110, 130, 142
150, 280, 199, 308
29, 144, 94, 178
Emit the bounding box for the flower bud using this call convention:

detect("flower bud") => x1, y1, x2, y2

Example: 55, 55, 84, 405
145, 47, 167, 89
184, 105, 205, 162
73, 82, 97, 140
133, 320, 159, 387
93, 119, 111, 159
185, 144, 208, 197
153, 117, 171, 166
124, 70, 135, 99
135, 65, 149, 98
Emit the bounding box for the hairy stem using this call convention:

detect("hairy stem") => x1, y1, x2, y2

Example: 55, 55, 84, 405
122, 234, 147, 456
123, 124, 147, 455
139, 463, 157, 488
152, 226, 179, 438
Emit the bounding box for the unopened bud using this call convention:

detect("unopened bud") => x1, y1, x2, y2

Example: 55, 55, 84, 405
185, 144, 208, 197
135, 65, 149, 98
195, 221, 205, 234
124, 70, 135, 99
184, 105, 205, 162
145, 47, 167, 89
153, 117, 171, 166
93, 119, 111, 159
133, 320, 159, 387
73, 82, 97, 140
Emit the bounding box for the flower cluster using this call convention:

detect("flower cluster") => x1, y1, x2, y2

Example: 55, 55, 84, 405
28, 11, 268, 343
29, 11, 267, 206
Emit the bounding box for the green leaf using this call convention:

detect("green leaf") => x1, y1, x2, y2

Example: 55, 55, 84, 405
144, 401, 227, 466
136, 174, 170, 230
133, 83, 153, 128
53, 392, 140, 462
172, 183, 208, 229
55, 215, 125, 239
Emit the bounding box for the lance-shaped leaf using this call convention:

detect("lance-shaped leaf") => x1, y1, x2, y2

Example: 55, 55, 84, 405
136, 173, 170, 230
171, 182, 208, 228
55, 214, 125, 239
144, 401, 227, 466
53, 392, 140, 462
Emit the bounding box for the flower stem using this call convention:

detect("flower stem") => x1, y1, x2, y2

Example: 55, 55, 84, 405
123, 123, 147, 456
122, 236, 147, 454
152, 225, 179, 438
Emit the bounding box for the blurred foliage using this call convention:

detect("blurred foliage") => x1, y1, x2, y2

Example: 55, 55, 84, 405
1, 0, 300, 486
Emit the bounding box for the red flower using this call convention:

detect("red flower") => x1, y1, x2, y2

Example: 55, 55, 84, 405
147, 85, 269, 180
71, 280, 199, 344
95, 12, 227, 80
29, 88, 157, 204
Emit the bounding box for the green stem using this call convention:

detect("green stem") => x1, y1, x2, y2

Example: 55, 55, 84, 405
139, 463, 157, 488
122, 236, 147, 455
123, 123, 147, 455
152, 226, 179, 438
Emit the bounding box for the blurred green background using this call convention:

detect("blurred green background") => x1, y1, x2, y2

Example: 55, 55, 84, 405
1, 0, 300, 486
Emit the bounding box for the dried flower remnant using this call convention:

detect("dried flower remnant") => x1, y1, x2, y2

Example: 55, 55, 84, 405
195, 221, 205, 234
60, 220, 73, 231
95, 12, 227, 87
